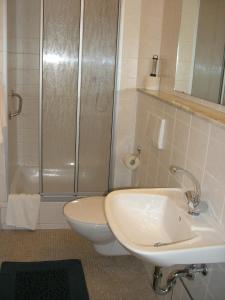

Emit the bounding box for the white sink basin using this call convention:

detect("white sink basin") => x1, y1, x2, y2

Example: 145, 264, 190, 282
105, 188, 225, 267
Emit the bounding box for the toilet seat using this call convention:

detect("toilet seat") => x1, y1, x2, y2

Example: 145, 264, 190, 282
64, 196, 106, 225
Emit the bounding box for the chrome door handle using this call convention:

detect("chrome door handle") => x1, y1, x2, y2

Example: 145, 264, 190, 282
9, 90, 23, 119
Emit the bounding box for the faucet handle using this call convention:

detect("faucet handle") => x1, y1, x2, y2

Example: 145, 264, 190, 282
185, 190, 208, 215
170, 165, 204, 215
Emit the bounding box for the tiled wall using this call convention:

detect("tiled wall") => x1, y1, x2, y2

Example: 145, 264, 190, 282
132, 1, 225, 297
112, 0, 165, 188
112, 0, 142, 188
133, 92, 225, 300
119, 0, 142, 91
137, 0, 164, 87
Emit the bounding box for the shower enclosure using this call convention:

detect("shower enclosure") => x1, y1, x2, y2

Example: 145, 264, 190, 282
7, 0, 120, 201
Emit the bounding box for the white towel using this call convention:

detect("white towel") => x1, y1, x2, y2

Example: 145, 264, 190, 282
6, 194, 40, 230
0, 85, 6, 144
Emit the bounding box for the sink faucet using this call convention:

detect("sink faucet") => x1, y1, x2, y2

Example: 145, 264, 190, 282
169, 165, 207, 216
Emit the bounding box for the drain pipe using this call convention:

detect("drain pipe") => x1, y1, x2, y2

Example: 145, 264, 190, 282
153, 264, 208, 296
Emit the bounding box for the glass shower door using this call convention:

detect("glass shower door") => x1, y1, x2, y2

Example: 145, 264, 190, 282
41, 0, 80, 195
41, 0, 119, 198
78, 0, 119, 194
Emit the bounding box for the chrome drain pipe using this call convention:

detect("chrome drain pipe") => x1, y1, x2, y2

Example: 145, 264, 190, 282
153, 264, 208, 296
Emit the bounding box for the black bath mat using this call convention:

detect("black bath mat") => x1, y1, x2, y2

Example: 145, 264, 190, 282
0, 259, 89, 300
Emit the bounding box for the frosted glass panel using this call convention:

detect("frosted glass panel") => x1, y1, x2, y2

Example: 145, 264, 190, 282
78, 0, 119, 193
42, 0, 80, 193
7, 0, 40, 193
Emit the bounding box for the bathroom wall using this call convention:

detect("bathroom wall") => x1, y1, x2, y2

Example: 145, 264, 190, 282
112, 0, 165, 188
133, 92, 225, 300
133, 0, 225, 298
137, 0, 164, 87
112, 0, 141, 188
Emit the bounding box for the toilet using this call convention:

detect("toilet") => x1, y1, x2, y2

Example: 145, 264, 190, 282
63, 196, 129, 256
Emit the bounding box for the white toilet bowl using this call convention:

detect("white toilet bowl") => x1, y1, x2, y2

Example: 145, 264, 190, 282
63, 196, 129, 256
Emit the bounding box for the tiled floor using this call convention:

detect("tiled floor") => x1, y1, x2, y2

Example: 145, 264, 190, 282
0, 229, 157, 300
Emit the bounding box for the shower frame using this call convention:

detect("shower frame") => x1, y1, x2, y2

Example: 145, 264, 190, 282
219, 41, 225, 105
38, 0, 121, 201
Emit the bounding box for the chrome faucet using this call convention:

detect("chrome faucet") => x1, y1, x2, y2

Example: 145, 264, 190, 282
169, 165, 207, 216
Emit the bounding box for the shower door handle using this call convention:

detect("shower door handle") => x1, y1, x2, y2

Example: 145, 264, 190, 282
9, 90, 23, 119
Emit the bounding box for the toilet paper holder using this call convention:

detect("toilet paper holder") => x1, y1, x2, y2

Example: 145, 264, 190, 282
122, 145, 142, 170
130, 145, 142, 166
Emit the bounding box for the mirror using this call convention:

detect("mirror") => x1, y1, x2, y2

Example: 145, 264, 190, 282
175, 0, 225, 105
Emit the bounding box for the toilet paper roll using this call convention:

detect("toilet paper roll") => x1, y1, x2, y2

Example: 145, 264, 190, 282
123, 154, 140, 170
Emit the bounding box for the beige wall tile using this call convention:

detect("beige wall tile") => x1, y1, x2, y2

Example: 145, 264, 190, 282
187, 127, 208, 166
137, 0, 164, 87
202, 172, 225, 221
184, 159, 203, 189
156, 164, 169, 187
175, 108, 191, 125
134, 91, 225, 300
191, 114, 211, 133
173, 119, 190, 153
206, 136, 225, 186
120, 0, 141, 89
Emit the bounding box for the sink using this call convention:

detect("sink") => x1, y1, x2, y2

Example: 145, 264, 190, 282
105, 188, 225, 267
